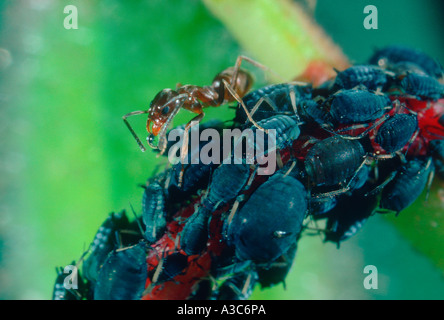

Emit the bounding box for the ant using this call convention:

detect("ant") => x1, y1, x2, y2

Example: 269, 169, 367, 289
122, 56, 275, 155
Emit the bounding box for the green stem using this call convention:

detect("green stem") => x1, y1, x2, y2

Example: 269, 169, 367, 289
202, 0, 349, 81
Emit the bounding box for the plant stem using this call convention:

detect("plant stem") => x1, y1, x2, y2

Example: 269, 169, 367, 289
202, 0, 350, 84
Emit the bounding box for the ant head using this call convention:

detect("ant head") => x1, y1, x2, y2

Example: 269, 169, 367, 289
147, 89, 183, 136
212, 67, 253, 104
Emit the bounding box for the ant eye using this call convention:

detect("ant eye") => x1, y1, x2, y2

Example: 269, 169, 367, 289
162, 106, 170, 115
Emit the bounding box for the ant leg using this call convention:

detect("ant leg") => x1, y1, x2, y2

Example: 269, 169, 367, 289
222, 79, 268, 133
246, 96, 279, 124
231, 55, 286, 87
122, 110, 149, 152
178, 113, 205, 187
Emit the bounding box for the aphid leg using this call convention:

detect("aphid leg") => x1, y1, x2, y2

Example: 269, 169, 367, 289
225, 194, 245, 230
333, 114, 390, 140
178, 113, 205, 187
222, 79, 268, 133
403, 126, 420, 156
244, 165, 258, 190
425, 158, 435, 202
143, 254, 165, 296
241, 272, 253, 297
283, 161, 297, 177
364, 170, 397, 197
313, 156, 367, 198
122, 110, 149, 152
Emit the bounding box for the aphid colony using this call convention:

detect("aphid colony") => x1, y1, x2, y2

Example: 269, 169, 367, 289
53, 45, 444, 300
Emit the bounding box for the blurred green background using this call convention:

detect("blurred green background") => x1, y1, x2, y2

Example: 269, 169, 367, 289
0, 0, 443, 299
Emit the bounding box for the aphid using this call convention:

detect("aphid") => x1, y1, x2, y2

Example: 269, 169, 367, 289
304, 136, 366, 193
123, 56, 267, 153
234, 83, 312, 124
52, 264, 89, 300
180, 162, 251, 255
188, 279, 214, 300
333, 65, 391, 91
234, 115, 302, 166
215, 270, 258, 300
148, 252, 189, 284
308, 196, 337, 215
256, 242, 298, 289
225, 171, 307, 262
429, 139, 444, 161
369, 45, 444, 79
374, 113, 418, 153
323, 192, 378, 247
94, 241, 148, 300
142, 182, 167, 243
328, 89, 391, 125
434, 159, 444, 179
82, 211, 130, 283
210, 247, 252, 278
301, 99, 333, 125
400, 73, 444, 101
380, 158, 434, 214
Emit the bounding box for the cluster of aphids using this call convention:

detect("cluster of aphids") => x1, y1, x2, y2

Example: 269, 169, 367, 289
53, 46, 444, 300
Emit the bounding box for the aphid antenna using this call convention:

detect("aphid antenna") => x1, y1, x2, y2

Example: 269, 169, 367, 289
129, 202, 146, 239
424, 157, 435, 202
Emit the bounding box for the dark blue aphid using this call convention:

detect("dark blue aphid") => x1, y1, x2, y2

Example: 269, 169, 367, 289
52, 264, 89, 300
329, 89, 391, 124
324, 193, 378, 247
188, 279, 214, 300
301, 99, 333, 124
369, 45, 444, 79
380, 158, 434, 214
216, 270, 258, 300
400, 73, 444, 101
82, 211, 130, 283
375, 113, 418, 153
210, 247, 252, 278
256, 242, 298, 289
334, 65, 390, 91
180, 162, 251, 255
142, 182, 167, 243
150, 252, 189, 284
225, 171, 307, 262
305, 136, 366, 187
434, 159, 444, 179
309, 197, 337, 215
429, 139, 444, 161
234, 115, 301, 163
94, 242, 148, 300
234, 83, 312, 124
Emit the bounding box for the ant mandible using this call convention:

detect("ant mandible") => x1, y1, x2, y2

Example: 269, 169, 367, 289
123, 56, 272, 158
